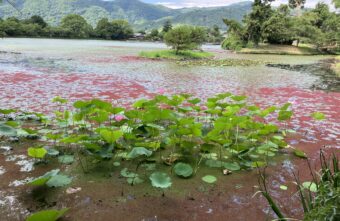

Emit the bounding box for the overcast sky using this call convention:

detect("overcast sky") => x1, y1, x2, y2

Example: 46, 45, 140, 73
141, 0, 333, 8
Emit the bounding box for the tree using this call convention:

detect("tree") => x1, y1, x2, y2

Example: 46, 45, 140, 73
27, 15, 47, 28
164, 25, 207, 54
262, 5, 294, 44
146, 29, 160, 41
110, 20, 133, 40
95, 18, 112, 39
333, 0, 340, 8
244, 0, 274, 45
60, 14, 92, 38
95, 18, 133, 40
162, 20, 172, 33
207, 25, 223, 44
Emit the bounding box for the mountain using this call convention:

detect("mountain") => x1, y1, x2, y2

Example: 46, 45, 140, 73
0, 0, 252, 30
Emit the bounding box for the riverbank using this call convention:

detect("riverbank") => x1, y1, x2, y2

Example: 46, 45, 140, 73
238, 44, 323, 55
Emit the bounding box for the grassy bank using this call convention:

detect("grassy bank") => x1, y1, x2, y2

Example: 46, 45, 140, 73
334, 56, 340, 77
139, 50, 214, 60
238, 44, 320, 55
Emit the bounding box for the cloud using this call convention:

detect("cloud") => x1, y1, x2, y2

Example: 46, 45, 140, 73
142, 0, 333, 8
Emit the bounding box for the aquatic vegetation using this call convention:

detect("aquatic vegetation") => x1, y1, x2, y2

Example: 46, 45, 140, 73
139, 50, 214, 60
0, 93, 299, 190
177, 59, 264, 67
258, 151, 340, 221
26, 208, 69, 221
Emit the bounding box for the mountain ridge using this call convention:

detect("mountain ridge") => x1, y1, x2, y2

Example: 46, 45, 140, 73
0, 0, 252, 30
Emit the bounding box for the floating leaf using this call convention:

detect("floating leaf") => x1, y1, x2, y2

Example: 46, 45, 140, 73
28, 147, 47, 159
202, 175, 217, 184
311, 112, 325, 121
26, 208, 69, 221
29, 169, 60, 186
280, 185, 288, 190
302, 182, 317, 193
47, 148, 59, 156
149, 172, 172, 189
294, 150, 307, 159
58, 155, 74, 164
120, 168, 137, 178
127, 147, 153, 159
0, 123, 17, 136
113, 161, 121, 167
127, 177, 144, 185
174, 163, 193, 178
223, 162, 241, 171
46, 175, 72, 187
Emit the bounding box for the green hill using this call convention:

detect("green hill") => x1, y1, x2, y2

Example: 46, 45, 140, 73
0, 0, 252, 29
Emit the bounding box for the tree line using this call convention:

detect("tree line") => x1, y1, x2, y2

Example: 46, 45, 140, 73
0, 14, 134, 40
222, 0, 340, 52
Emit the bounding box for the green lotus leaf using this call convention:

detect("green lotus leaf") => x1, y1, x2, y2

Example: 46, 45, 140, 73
29, 169, 60, 186
149, 172, 172, 189
46, 175, 72, 187
0, 123, 17, 136
120, 168, 137, 178
58, 155, 74, 164
302, 182, 318, 193
174, 163, 193, 178
28, 147, 47, 159
202, 175, 217, 184
223, 162, 241, 171
127, 147, 153, 159
26, 208, 69, 221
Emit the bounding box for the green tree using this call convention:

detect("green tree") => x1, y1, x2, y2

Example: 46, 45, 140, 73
95, 18, 133, 40
244, 0, 274, 45
27, 15, 47, 28
95, 18, 112, 39
262, 5, 294, 44
164, 25, 207, 54
162, 20, 172, 33
60, 14, 92, 38
333, 0, 340, 8
110, 20, 133, 40
146, 28, 160, 41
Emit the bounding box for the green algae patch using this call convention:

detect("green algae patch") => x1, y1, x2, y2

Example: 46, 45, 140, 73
177, 58, 264, 67
139, 50, 214, 60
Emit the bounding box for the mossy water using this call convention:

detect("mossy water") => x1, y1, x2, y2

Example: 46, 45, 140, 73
0, 38, 339, 221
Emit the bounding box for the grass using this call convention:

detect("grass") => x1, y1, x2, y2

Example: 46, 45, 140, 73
335, 56, 340, 77
239, 44, 321, 55
139, 50, 214, 60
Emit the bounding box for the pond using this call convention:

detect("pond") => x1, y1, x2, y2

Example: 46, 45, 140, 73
0, 38, 339, 221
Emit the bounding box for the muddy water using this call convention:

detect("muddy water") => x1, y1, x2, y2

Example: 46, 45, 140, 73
0, 38, 339, 221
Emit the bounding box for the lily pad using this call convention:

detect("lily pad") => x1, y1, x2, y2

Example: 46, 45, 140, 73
29, 169, 60, 186
302, 182, 317, 193
26, 208, 69, 221
223, 162, 241, 171
120, 168, 137, 178
127, 147, 153, 159
58, 155, 74, 164
149, 172, 172, 189
294, 150, 307, 159
173, 163, 193, 178
202, 175, 217, 184
46, 175, 72, 187
47, 148, 59, 156
127, 176, 144, 185
0, 123, 17, 136
28, 147, 47, 159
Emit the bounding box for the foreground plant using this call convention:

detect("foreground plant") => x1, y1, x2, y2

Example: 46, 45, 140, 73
258, 151, 339, 221
2, 93, 297, 188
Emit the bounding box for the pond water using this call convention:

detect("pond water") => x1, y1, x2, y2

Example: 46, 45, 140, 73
0, 38, 339, 221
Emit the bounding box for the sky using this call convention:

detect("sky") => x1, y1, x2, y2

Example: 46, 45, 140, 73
141, 0, 333, 9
